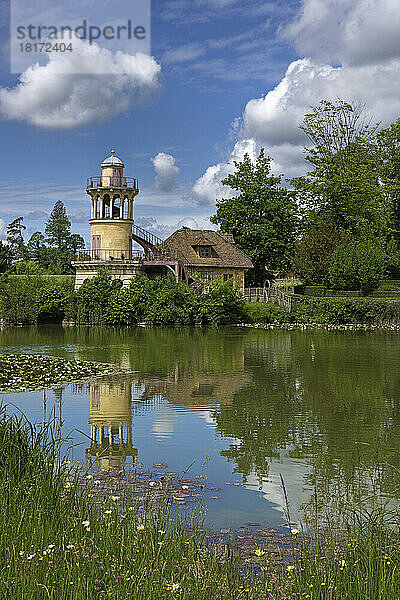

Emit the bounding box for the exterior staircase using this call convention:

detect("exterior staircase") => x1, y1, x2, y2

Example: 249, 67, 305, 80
131, 225, 165, 259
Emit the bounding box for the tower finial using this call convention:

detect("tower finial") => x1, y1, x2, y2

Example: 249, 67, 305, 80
111, 149, 115, 156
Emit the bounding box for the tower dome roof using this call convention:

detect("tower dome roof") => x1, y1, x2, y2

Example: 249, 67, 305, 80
101, 149, 124, 168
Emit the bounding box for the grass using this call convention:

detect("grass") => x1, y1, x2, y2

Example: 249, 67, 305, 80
1, 406, 400, 599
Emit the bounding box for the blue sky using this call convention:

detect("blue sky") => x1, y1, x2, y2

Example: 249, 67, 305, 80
1, 0, 400, 243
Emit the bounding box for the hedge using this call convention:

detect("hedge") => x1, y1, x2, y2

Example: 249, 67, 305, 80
368, 291, 400, 298
292, 295, 400, 324
295, 285, 361, 298
243, 302, 292, 324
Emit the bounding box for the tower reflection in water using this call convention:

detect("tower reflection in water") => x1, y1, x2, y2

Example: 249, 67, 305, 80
86, 378, 138, 472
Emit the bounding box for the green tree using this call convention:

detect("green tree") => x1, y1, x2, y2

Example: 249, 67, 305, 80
45, 201, 71, 250
6, 217, 26, 262
0, 241, 12, 273
376, 119, 400, 235
210, 148, 299, 284
293, 222, 344, 285
27, 231, 46, 263
293, 100, 387, 239
67, 233, 85, 254
328, 239, 387, 294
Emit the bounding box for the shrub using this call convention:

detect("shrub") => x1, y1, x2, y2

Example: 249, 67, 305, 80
302, 285, 326, 297
202, 280, 246, 325
385, 237, 400, 279
328, 240, 387, 295
243, 302, 292, 324
324, 289, 361, 297
68, 273, 246, 327
0, 274, 74, 325
14, 260, 46, 275
73, 268, 113, 325
292, 296, 400, 324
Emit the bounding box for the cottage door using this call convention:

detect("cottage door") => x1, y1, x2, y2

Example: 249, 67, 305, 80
92, 235, 101, 259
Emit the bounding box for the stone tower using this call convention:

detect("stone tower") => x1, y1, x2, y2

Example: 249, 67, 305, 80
73, 150, 142, 289
87, 149, 139, 260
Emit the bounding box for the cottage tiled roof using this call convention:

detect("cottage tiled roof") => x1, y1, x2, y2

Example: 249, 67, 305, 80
163, 229, 253, 269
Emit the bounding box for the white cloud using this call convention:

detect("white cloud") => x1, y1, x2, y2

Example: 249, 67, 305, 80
135, 216, 204, 240
0, 219, 7, 241
283, 0, 400, 66
0, 39, 161, 129
26, 210, 48, 220
192, 139, 257, 205
151, 153, 180, 192
163, 42, 206, 65
242, 58, 400, 167
194, 56, 400, 202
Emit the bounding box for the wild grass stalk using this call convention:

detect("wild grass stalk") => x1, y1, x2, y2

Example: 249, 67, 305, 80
2, 406, 400, 599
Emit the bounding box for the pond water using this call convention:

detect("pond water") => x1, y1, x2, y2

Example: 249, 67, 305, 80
1, 325, 400, 531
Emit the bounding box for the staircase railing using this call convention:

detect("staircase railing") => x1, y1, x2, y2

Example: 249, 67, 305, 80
132, 225, 164, 249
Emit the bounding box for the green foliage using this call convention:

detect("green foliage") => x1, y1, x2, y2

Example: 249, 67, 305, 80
14, 260, 45, 275
0, 408, 254, 600
71, 272, 246, 326
385, 237, 400, 279
41, 202, 85, 273
376, 119, 400, 234
26, 231, 46, 262
302, 285, 327, 297
7, 216, 26, 262
293, 222, 344, 285
328, 240, 387, 294
325, 289, 361, 298
243, 301, 292, 324
45, 200, 71, 249
0, 241, 12, 273
142, 277, 193, 326
292, 296, 400, 324
293, 100, 388, 239
0, 274, 74, 325
73, 268, 113, 325
5, 204, 85, 276
297, 286, 362, 298
210, 148, 299, 284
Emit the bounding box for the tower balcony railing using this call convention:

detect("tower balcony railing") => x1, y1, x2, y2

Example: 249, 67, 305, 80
75, 249, 143, 262
86, 176, 139, 190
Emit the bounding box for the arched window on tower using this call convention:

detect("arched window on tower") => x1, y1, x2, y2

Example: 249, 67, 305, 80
123, 197, 129, 219
113, 196, 121, 219
103, 194, 111, 219
96, 196, 101, 219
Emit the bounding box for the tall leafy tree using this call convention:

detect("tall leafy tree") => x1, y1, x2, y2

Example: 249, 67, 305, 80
6, 217, 26, 261
27, 231, 46, 263
210, 148, 299, 284
293, 100, 387, 239
376, 119, 400, 235
67, 233, 85, 254
0, 241, 12, 273
45, 201, 72, 249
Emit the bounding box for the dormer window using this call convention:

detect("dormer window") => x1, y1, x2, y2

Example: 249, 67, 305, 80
198, 245, 212, 258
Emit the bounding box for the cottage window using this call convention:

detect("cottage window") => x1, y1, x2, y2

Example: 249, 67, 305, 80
223, 273, 233, 282
198, 245, 212, 258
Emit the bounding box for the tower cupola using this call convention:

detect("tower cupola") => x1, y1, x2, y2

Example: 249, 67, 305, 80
101, 149, 125, 171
